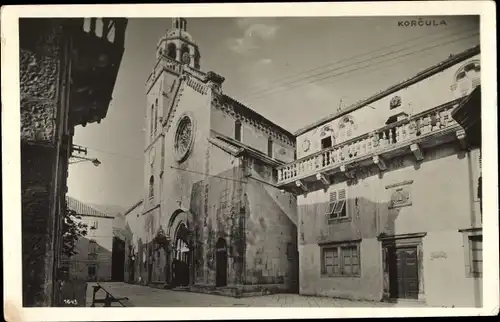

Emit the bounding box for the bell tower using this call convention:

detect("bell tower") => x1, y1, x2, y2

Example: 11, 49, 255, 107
156, 17, 201, 70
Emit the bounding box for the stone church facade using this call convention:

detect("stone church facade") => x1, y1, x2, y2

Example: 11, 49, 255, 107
276, 46, 482, 307
124, 18, 299, 293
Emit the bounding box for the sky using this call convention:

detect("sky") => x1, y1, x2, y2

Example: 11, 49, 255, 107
67, 15, 480, 211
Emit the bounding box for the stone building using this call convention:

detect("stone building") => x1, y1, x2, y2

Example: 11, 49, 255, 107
20, 18, 127, 306
63, 197, 115, 282
123, 18, 299, 294
276, 46, 482, 307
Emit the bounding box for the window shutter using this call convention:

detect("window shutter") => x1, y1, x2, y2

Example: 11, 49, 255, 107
330, 191, 337, 202
338, 189, 346, 200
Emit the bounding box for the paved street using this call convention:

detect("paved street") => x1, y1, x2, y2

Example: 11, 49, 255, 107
85, 282, 422, 307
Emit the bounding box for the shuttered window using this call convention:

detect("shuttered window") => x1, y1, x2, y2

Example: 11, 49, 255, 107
321, 242, 360, 277
327, 189, 348, 222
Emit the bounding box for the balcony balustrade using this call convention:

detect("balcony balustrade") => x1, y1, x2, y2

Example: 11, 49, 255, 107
277, 99, 466, 187
68, 18, 128, 127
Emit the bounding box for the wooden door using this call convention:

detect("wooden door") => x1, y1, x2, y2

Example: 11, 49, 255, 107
389, 246, 419, 299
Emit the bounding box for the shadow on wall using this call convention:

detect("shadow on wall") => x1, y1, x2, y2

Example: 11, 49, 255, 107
298, 144, 480, 306
63, 236, 112, 282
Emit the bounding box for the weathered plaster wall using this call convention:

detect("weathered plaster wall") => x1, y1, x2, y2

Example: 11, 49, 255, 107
296, 54, 481, 159
298, 143, 482, 305
243, 159, 298, 290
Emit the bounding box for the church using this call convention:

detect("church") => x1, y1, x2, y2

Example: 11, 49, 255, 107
123, 17, 482, 306
123, 18, 299, 294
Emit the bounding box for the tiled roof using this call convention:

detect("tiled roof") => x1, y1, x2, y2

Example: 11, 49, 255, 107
66, 196, 113, 218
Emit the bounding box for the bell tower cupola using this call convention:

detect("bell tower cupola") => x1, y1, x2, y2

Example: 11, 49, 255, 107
156, 17, 201, 70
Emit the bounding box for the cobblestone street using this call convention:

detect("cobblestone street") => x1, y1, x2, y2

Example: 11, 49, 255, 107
86, 282, 426, 307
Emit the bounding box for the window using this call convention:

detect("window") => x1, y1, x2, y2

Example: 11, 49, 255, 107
326, 189, 348, 222
321, 136, 332, 149
469, 235, 482, 277
321, 243, 360, 277
235, 120, 242, 141
88, 239, 97, 254
149, 175, 154, 199
87, 264, 97, 279
167, 43, 177, 59
267, 138, 273, 158
154, 99, 158, 134
150, 104, 154, 138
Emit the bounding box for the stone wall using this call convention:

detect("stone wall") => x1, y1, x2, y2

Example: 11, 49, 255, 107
20, 19, 70, 307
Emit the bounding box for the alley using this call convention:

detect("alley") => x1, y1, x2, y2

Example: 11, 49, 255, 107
86, 282, 424, 307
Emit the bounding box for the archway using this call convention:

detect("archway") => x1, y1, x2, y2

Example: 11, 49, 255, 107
215, 238, 228, 287
171, 222, 191, 287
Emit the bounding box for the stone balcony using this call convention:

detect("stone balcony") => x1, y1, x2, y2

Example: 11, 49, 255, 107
68, 18, 128, 127
277, 99, 467, 190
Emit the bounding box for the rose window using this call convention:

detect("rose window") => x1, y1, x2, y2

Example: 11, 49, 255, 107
173, 115, 195, 162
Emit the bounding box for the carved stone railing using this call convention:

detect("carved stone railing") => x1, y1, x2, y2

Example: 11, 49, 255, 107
277, 101, 463, 185
82, 18, 127, 47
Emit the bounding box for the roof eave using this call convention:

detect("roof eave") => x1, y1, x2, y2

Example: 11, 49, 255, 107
294, 45, 481, 136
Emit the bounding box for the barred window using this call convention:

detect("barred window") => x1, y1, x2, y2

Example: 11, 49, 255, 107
469, 235, 482, 277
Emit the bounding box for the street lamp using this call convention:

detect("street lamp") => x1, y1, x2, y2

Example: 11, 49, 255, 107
69, 155, 101, 166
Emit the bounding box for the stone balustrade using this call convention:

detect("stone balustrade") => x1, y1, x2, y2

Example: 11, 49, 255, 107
277, 102, 462, 185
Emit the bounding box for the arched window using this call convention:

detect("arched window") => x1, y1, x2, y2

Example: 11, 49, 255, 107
267, 137, 273, 158
154, 99, 158, 134
149, 176, 154, 199
150, 104, 154, 138
180, 44, 190, 65
167, 43, 177, 60
194, 47, 201, 69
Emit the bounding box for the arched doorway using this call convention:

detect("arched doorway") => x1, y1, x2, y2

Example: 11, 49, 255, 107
172, 223, 190, 287
215, 238, 228, 287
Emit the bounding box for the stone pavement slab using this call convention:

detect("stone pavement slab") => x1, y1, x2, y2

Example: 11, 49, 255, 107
86, 282, 425, 307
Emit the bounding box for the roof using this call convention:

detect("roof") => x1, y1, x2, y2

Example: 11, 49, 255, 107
217, 94, 296, 143
124, 199, 144, 216
66, 196, 113, 219
294, 45, 481, 136
211, 133, 285, 167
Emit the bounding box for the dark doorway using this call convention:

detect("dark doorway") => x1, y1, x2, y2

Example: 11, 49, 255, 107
147, 246, 153, 284
215, 238, 227, 287
111, 237, 125, 281
172, 224, 191, 287
388, 246, 419, 299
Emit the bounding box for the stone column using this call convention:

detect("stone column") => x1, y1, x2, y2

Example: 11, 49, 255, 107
20, 19, 72, 307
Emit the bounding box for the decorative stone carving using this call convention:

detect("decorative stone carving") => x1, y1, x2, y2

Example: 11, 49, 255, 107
386, 181, 413, 209
21, 101, 56, 143
302, 139, 311, 152
20, 50, 58, 101
173, 113, 196, 163
390, 95, 402, 109
320, 124, 334, 137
